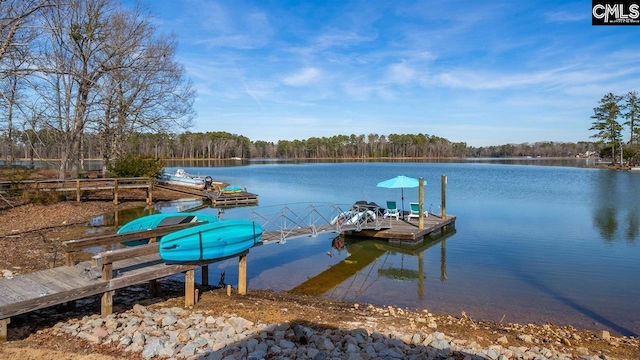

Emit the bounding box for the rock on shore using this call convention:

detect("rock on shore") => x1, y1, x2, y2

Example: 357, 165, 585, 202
47, 302, 636, 360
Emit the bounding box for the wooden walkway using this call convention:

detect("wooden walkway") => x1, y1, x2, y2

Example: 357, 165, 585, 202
0, 223, 249, 341
0, 177, 153, 205
0, 178, 258, 207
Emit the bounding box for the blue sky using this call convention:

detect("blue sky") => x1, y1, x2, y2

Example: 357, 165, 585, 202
129, 0, 640, 147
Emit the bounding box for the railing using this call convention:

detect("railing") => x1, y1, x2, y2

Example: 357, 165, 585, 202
221, 203, 393, 244
0, 177, 153, 204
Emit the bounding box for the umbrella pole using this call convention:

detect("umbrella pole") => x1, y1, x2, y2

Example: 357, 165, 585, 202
401, 188, 405, 219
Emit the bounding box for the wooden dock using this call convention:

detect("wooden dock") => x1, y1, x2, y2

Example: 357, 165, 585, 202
0, 178, 259, 208
154, 184, 258, 207
344, 213, 456, 244
0, 223, 250, 341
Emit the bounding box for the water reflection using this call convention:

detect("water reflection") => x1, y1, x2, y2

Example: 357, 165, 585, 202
88, 198, 204, 228
290, 228, 455, 302
592, 171, 640, 243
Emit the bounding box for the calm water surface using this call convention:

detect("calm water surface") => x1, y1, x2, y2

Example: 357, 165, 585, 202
161, 160, 640, 336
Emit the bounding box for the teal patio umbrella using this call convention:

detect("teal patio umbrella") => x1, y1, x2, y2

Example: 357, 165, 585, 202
376, 175, 423, 216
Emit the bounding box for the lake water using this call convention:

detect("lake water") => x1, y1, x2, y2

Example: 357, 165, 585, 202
159, 159, 639, 336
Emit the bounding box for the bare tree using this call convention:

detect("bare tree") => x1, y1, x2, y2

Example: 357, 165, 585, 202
28, 0, 195, 178
0, 0, 49, 166
93, 5, 195, 174
0, 0, 49, 61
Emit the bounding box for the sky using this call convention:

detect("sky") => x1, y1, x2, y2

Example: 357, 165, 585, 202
126, 0, 640, 147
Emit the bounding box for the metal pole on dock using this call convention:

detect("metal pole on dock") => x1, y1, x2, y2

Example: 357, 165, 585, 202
418, 177, 425, 229
441, 175, 447, 219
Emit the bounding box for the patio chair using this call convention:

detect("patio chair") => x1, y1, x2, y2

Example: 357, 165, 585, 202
383, 200, 400, 220
407, 202, 427, 221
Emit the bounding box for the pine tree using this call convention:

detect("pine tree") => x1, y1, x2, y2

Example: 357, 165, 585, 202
622, 91, 640, 146
590, 93, 623, 164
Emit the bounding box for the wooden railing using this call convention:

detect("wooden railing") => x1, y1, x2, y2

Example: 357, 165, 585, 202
0, 177, 153, 204
63, 221, 210, 315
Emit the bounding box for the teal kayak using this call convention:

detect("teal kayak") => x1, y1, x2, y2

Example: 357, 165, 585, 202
117, 212, 217, 246
159, 219, 263, 262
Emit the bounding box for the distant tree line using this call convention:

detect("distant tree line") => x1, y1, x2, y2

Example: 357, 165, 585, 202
1, 128, 598, 162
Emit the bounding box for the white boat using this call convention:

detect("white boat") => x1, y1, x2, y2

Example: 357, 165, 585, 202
157, 169, 207, 189
331, 209, 377, 226
330, 202, 379, 226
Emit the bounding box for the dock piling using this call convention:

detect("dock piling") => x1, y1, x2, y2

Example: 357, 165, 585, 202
418, 177, 425, 230
238, 253, 247, 295
441, 175, 447, 219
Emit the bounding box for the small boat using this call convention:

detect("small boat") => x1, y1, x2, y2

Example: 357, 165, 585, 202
221, 185, 243, 194
157, 169, 207, 190
159, 219, 263, 262
117, 212, 217, 246
331, 209, 377, 226
330, 201, 381, 226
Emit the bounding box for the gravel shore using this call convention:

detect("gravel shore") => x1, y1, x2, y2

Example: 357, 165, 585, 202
41, 295, 640, 360
2, 280, 635, 360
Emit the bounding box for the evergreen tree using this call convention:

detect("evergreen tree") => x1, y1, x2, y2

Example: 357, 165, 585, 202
622, 91, 640, 146
590, 93, 623, 164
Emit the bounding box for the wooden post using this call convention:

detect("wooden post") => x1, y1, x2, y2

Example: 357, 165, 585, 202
441, 174, 447, 219
201, 265, 209, 286
238, 253, 247, 295
147, 178, 153, 204
101, 263, 113, 316
149, 279, 160, 297
113, 179, 119, 205
65, 252, 75, 267
418, 177, 425, 230
0, 318, 9, 342
185, 269, 195, 306
226, 284, 232, 296
76, 179, 81, 202
65, 250, 77, 310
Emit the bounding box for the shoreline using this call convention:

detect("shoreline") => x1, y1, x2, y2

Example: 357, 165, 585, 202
1, 279, 639, 359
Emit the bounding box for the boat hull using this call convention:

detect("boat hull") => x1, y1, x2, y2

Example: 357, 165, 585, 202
157, 174, 206, 189
157, 169, 206, 189
117, 212, 217, 246
159, 220, 263, 262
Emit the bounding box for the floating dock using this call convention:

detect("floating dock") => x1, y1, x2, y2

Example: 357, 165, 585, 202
154, 184, 258, 207
343, 213, 456, 244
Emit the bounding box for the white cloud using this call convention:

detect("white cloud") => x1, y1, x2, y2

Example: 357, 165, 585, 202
282, 68, 322, 86
386, 62, 417, 85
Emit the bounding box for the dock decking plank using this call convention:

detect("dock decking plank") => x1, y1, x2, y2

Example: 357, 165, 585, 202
0, 278, 43, 301
0, 283, 27, 305
11, 276, 56, 298
24, 271, 79, 292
